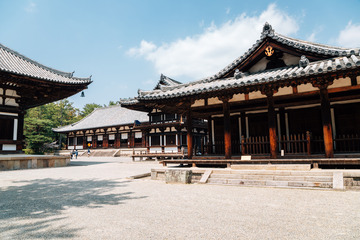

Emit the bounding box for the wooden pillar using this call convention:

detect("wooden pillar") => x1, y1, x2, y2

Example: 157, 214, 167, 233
186, 110, 193, 159
207, 116, 212, 154
264, 90, 278, 159
82, 131, 87, 149
319, 87, 334, 158
222, 98, 232, 159
17, 110, 25, 151
176, 127, 182, 152
92, 131, 97, 148
103, 129, 108, 148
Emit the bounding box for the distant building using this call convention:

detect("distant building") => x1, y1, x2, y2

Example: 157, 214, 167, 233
53, 105, 149, 150
55, 75, 208, 154
0, 43, 92, 153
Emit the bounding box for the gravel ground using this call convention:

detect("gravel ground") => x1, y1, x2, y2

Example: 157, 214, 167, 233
0, 156, 360, 240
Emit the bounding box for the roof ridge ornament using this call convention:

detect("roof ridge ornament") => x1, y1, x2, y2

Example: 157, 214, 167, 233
299, 55, 310, 68
262, 22, 274, 37
234, 69, 248, 79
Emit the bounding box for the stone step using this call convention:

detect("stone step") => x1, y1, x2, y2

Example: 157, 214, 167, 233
207, 178, 333, 188
231, 164, 311, 171
211, 169, 334, 176
209, 174, 333, 182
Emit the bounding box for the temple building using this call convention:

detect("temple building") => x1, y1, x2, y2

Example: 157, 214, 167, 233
55, 75, 207, 154
122, 23, 360, 160
0, 43, 92, 153
53, 105, 149, 150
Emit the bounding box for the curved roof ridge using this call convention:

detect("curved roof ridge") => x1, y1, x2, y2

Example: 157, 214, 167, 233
188, 23, 360, 85
1, 43, 73, 77
0, 42, 92, 83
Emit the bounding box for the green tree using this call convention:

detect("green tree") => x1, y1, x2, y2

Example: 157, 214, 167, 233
80, 103, 102, 117
24, 100, 80, 153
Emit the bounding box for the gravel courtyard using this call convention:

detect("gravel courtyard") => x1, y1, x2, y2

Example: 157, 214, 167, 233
0, 156, 359, 240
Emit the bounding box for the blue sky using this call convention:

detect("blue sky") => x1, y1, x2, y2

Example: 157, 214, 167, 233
0, 0, 360, 109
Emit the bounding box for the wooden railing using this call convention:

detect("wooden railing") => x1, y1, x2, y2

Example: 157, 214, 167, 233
334, 134, 360, 153
204, 132, 330, 156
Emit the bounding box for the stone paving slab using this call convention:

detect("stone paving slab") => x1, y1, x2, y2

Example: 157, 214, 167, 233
0, 156, 360, 240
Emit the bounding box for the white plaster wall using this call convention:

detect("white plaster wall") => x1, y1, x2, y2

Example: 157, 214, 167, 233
249, 91, 264, 100
208, 97, 222, 105
249, 57, 268, 73
164, 147, 178, 153
328, 77, 351, 89
149, 147, 162, 153
0, 88, 3, 94
4, 98, 19, 107
6, 89, 20, 97
3, 144, 17, 151
282, 53, 300, 66
275, 87, 293, 96
297, 83, 318, 93
191, 99, 204, 107
229, 93, 245, 102
357, 76, 360, 85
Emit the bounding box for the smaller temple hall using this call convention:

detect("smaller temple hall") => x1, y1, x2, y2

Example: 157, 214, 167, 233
0, 43, 92, 153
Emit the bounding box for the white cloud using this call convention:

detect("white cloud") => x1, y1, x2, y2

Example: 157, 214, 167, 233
127, 40, 157, 57
127, 3, 299, 81
336, 21, 360, 48
226, 8, 231, 15
25, 1, 37, 13
306, 32, 316, 42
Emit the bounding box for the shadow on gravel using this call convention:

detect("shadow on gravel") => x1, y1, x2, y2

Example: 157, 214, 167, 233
0, 178, 147, 239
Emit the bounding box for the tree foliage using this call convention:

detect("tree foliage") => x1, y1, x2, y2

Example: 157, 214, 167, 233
24, 99, 119, 153
80, 103, 102, 118
24, 100, 81, 153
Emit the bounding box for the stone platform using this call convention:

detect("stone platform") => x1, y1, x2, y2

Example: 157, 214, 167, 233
151, 164, 360, 190
0, 155, 70, 171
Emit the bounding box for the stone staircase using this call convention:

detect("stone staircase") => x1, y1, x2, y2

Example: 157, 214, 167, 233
206, 164, 334, 189
89, 149, 118, 157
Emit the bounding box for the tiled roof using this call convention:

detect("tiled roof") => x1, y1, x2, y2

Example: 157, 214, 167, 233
53, 105, 149, 133
194, 23, 360, 84
154, 74, 182, 90
136, 23, 360, 100
0, 43, 92, 84
137, 55, 360, 100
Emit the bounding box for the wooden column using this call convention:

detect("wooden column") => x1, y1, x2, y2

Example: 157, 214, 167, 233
263, 89, 278, 159
17, 110, 25, 151
82, 131, 87, 149
115, 128, 120, 148
103, 129, 108, 148
186, 110, 193, 159
176, 127, 182, 152
92, 131, 97, 148
313, 79, 334, 158
221, 97, 232, 159
207, 116, 212, 154
319, 87, 334, 158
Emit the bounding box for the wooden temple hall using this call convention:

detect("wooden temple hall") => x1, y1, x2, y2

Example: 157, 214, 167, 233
0, 43, 92, 153
54, 76, 207, 154
122, 23, 360, 161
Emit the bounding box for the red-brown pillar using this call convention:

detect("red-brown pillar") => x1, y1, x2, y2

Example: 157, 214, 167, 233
82, 131, 87, 149
92, 131, 97, 148
103, 130, 108, 148
176, 127, 182, 152
319, 87, 334, 158
266, 91, 278, 159
222, 98, 232, 159
186, 110, 193, 159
